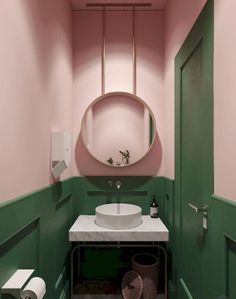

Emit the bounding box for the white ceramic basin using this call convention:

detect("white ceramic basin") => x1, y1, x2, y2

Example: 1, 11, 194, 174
95, 203, 142, 229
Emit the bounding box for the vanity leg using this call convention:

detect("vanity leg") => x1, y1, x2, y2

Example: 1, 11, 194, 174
157, 244, 168, 299
71, 244, 80, 299
163, 245, 168, 299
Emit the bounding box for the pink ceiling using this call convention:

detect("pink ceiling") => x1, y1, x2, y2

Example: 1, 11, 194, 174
70, 0, 167, 10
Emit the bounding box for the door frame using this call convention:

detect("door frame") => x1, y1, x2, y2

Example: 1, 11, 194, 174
174, 0, 214, 297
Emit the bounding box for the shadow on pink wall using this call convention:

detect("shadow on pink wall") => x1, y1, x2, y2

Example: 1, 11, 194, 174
0, 0, 72, 202
23, 0, 73, 184
75, 132, 162, 176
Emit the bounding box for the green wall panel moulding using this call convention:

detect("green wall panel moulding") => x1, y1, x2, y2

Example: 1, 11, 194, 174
72, 176, 175, 289
0, 177, 74, 299
0, 176, 175, 299
73, 176, 165, 216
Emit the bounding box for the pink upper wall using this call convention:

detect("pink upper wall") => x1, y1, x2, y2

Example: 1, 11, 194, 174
2, 0, 235, 203
214, 0, 236, 201
72, 11, 165, 176
164, 0, 236, 201
0, 0, 73, 203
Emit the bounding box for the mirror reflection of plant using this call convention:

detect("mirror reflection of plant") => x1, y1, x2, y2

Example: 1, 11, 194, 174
106, 150, 130, 166
106, 157, 114, 165
119, 150, 130, 165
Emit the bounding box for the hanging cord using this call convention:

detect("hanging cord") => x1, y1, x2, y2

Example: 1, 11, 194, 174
101, 5, 106, 95
132, 5, 137, 95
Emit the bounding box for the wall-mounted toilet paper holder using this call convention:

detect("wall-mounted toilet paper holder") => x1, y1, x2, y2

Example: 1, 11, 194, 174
1, 269, 34, 298
1, 269, 46, 299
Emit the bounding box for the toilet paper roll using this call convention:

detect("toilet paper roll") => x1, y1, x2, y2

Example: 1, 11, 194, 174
21, 277, 46, 299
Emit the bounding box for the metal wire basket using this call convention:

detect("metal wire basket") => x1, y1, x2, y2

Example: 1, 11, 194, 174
122, 270, 143, 299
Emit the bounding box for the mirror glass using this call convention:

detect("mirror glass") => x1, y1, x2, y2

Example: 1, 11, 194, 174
81, 92, 156, 167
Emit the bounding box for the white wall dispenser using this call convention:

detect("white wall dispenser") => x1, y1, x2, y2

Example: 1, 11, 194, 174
1, 269, 46, 299
51, 132, 71, 178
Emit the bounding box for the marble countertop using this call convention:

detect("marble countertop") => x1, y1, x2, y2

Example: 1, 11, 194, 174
69, 215, 169, 242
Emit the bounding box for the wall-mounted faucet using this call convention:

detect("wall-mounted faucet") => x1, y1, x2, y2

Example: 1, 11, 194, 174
108, 180, 113, 188
116, 180, 122, 190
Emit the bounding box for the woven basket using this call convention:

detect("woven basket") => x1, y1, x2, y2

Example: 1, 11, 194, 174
132, 253, 159, 299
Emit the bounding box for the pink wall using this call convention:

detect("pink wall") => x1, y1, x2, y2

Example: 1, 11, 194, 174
72, 11, 165, 176
0, 0, 73, 203
214, 0, 236, 201
164, 0, 236, 201
2, 0, 235, 203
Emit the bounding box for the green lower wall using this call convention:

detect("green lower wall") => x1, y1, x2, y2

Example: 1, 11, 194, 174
175, 194, 236, 299
3, 176, 236, 299
0, 176, 174, 299
73, 176, 175, 283
0, 178, 74, 299
205, 195, 236, 299
73, 176, 165, 216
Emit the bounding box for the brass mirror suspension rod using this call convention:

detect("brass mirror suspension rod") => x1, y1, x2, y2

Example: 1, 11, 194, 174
102, 5, 106, 95
132, 5, 136, 96
87, 3, 152, 96
87, 3, 152, 8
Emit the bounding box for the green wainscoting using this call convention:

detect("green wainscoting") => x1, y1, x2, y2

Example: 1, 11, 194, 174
0, 178, 74, 299
0, 176, 175, 299
73, 176, 164, 216
2, 176, 236, 299
163, 178, 176, 299
73, 176, 175, 284
172, 193, 236, 299
205, 195, 236, 299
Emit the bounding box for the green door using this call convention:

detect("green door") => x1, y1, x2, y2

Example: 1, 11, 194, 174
175, 1, 213, 298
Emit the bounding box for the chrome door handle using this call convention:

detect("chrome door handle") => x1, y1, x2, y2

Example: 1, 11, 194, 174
188, 203, 208, 214
188, 203, 208, 230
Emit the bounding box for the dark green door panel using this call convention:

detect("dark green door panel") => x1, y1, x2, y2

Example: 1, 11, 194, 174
175, 1, 213, 298
227, 237, 236, 298
181, 40, 205, 298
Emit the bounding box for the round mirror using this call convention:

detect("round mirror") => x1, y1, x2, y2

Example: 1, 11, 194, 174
81, 92, 156, 167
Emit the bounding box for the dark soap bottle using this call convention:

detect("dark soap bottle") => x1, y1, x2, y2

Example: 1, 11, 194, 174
150, 195, 159, 218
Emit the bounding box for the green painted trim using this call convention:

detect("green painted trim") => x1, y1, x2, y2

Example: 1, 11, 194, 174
225, 233, 236, 245
179, 279, 193, 299
212, 194, 236, 208
59, 291, 66, 299
225, 234, 236, 298
0, 177, 74, 209
0, 217, 39, 247
162, 176, 174, 182
0, 185, 51, 209
0, 178, 74, 299
55, 266, 67, 291
168, 280, 177, 299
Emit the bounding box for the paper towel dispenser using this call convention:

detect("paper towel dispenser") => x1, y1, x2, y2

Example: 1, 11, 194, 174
51, 132, 71, 178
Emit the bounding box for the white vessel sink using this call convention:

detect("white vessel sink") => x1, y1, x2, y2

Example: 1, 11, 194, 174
95, 203, 142, 229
